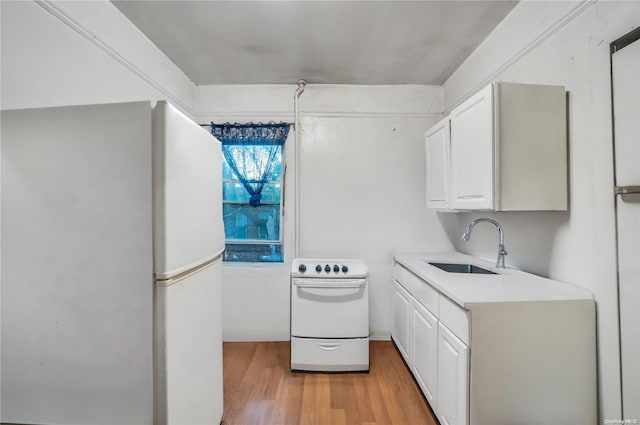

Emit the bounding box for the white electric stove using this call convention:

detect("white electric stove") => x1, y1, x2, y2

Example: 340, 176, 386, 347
290, 258, 369, 372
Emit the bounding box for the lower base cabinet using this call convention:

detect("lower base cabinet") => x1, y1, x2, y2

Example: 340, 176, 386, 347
393, 276, 469, 424
391, 261, 597, 425
437, 323, 469, 425
412, 301, 439, 408
391, 281, 411, 363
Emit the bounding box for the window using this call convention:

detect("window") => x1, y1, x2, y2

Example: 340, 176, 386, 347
212, 122, 289, 263
222, 146, 284, 262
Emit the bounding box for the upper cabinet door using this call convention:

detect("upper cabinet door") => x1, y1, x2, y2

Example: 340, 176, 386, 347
450, 84, 495, 210
425, 118, 451, 210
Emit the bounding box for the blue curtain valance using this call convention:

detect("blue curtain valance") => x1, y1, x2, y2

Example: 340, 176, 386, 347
210, 122, 290, 146
211, 122, 290, 207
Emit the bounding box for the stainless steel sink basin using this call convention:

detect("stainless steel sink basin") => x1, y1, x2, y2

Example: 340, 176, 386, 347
427, 261, 497, 275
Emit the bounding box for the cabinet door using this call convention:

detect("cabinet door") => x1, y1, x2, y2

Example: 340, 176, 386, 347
412, 302, 439, 412
437, 323, 469, 425
425, 118, 451, 210
450, 83, 494, 210
392, 281, 412, 364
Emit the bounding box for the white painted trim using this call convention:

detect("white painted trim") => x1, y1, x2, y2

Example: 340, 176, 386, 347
34, 0, 196, 115
370, 333, 391, 341
197, 111, 441, 120
444, 0, 597, 114
303, 111, 441, 119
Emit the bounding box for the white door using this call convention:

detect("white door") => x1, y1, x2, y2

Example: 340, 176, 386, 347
412, 301, 439, 412
450, 83, 494, 210
437, 323, 469, 425
155, 259, 223, 425
612, 31, 640, 421
425, 117, 451, 210
392, 281, 412, 364
291, 279, 369, 338
153, 101, 224, 280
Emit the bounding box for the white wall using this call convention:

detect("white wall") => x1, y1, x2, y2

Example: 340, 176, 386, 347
441, 1, 640, 420
197, 84, 453, 341
0, 0, 196, 114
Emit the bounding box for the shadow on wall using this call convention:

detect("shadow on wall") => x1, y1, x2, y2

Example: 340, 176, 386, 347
437, 211, 570, 277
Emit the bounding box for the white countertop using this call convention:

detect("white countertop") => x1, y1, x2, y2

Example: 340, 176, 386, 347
394, 251, 593, 309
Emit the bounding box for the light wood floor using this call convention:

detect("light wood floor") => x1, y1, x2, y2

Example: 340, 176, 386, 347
222, 341, 438, 425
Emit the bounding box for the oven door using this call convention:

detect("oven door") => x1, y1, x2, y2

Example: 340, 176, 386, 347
291, 278, 369, 338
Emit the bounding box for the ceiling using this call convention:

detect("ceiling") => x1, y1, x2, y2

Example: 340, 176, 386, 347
112, 1, 517, 86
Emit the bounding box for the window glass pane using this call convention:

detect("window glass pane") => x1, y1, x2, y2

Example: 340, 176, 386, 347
223, 183, 281, 203
222, 182, 249, 202
223, 204, 280, 241
222, 145, 282, 181
257, 183, 281, 202
223, 243, 283, 263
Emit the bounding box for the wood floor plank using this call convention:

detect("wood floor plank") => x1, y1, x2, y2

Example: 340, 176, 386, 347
222, 341, 438, 425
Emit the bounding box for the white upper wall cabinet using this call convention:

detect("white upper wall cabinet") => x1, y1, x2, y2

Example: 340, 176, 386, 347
430, 82, 568, 211
425, 117, 451, 210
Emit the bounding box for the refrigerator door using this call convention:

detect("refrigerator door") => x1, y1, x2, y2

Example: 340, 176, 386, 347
153, 101, 224, 280
155, 258, 224, 425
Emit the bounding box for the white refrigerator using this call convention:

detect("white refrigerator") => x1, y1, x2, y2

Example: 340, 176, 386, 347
1, 101, 224, 425
612, 29, 640, 421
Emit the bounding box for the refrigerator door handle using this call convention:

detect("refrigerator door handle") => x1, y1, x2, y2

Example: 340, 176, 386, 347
616, 186, 640, 203
616, 186, 640, 195
155, 248, 224, 287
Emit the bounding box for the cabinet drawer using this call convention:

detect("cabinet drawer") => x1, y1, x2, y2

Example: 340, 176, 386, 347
439, 295, 470, 345
394, 264, 439, 316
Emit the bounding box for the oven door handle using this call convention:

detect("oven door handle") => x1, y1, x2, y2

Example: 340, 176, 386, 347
317, 343, 341, 351
292, 279, 367, 289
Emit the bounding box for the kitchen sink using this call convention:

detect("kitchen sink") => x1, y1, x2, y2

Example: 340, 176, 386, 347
426, 261, 497, 275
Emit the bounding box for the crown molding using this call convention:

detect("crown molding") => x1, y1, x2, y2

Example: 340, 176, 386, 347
197, 111, 441, 122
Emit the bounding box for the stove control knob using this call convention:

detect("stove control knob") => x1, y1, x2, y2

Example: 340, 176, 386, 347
342, 265, 349, 273
324, 264, 331, 273
333, 264, 340, 273
315, 264, 322, 273
298, 264, 307, 273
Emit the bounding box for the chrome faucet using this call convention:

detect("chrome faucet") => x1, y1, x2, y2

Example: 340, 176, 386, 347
461, 218, 508, 269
